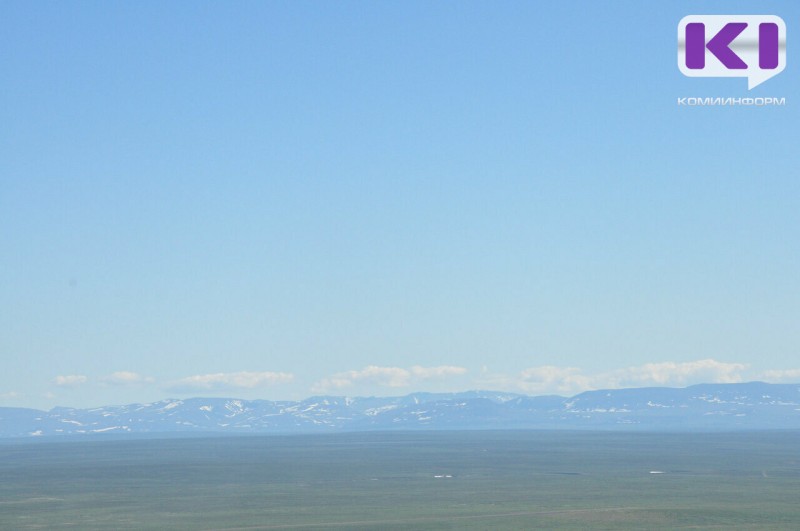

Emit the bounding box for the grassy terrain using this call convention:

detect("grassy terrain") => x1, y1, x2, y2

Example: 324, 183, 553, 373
1, 431, 800, 529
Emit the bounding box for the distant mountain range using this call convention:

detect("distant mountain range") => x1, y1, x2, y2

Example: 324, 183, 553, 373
2, 382, 800, 438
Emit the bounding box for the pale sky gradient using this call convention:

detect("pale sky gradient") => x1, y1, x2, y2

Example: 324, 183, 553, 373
2, 1, 799, 409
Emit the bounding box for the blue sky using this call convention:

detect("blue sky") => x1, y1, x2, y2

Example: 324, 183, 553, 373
2, 1, 799, 409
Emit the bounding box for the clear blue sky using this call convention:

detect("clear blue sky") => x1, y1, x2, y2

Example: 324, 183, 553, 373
2, 1, 798, 409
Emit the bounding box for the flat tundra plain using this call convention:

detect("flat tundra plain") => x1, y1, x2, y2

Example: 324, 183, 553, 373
1, 430, 800, 529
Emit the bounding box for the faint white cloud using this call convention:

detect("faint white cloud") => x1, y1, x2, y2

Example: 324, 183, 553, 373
602, 359, 747, 388
53, 375, 89, 387
312, 365, 468, 393
478, 359, 749, 396
103, 371, 155, 386
518, 366, 592, 395
167, 371, 294, 392
758, 368, 800, 383
411, 365, 467, 379
315, 366, 410, 392
0, 391, 19, 400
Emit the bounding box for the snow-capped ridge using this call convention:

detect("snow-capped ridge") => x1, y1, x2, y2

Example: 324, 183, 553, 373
3, 382, 800, 438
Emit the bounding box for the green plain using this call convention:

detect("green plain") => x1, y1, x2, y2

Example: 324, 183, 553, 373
1, 431, 799, 529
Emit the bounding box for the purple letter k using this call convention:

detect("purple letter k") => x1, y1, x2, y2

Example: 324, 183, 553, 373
686, 22, 748, 69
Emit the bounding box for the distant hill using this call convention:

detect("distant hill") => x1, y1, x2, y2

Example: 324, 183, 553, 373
2, 382, 800, 438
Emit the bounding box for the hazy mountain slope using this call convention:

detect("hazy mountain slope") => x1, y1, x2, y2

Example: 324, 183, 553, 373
2, 383, 799, 438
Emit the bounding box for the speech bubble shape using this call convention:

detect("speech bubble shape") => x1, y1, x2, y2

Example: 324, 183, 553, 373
678, 15, 786, 90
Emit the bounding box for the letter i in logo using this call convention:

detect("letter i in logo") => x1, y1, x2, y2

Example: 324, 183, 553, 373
759, 23, 780, 69
678, 15, 786, 89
